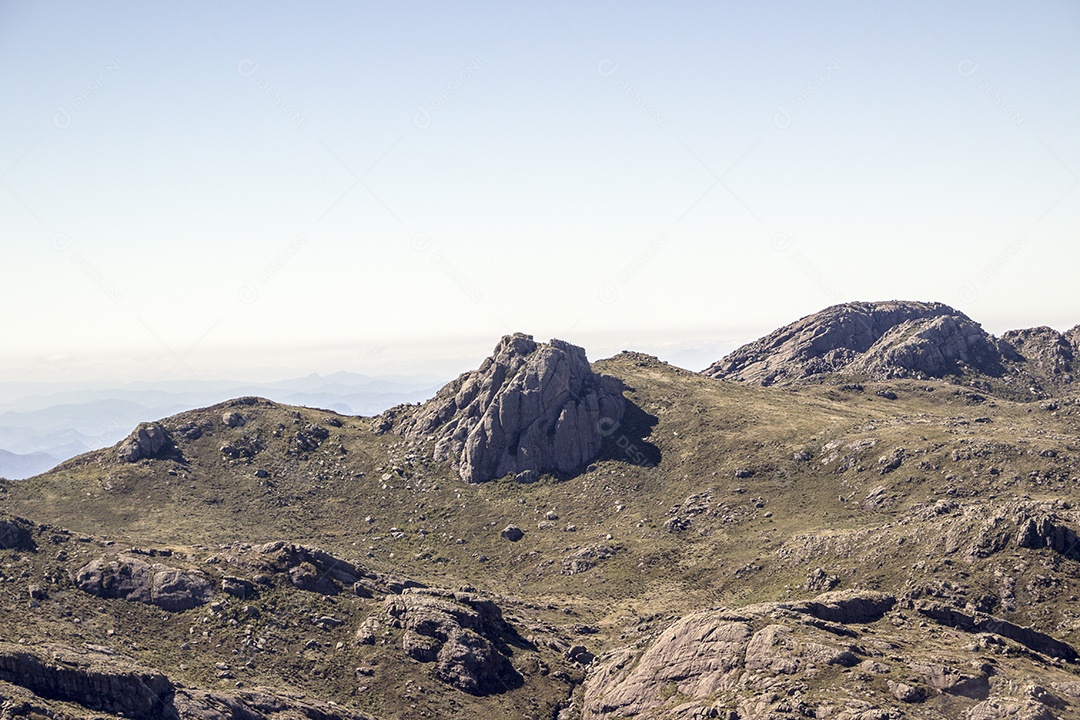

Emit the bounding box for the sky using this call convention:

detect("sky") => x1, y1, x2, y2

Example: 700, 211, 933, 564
3, 1, 1078, 383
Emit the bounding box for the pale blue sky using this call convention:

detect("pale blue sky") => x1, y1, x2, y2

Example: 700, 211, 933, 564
3, 1, 1078, 381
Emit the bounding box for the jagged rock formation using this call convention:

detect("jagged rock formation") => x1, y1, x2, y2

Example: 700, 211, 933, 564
376, 334, 625, 483
1000, 326, 1077, 394
706, 301, 1002, 384
707, 301, 1078, 397
373, 588, 524, 695
0, 515, 34, 551
74, 555, 214, 612
117, 422, 173, 463
581, 589, 1080, 719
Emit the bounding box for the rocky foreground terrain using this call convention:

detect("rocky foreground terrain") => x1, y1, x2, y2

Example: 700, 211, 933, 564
2, 301, 1080, 719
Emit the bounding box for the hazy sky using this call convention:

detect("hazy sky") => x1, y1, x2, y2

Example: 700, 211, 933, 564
4, 1, 1078, 382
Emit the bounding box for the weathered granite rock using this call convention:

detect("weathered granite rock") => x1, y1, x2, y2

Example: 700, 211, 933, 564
0, 642, 176, 720
848, 314, 1003, 379
377, 334, 625, 483
0, 641, 378, 720
251, 541, 366, 595
117, 422, 173, 463
0, 515, 34, 550
1068, 325, 1080, 352
705, 301, 1078, 398
74, 555, 213, 612
1001, 326, 1075, 379
790, 589, 896, 624
915, 601, 1079, 662
378, 588, 522, 695
706, 301, 1008, 384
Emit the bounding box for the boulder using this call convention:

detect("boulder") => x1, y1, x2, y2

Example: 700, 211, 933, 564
221, 411, 245, 427
117, 422, 172, 463
500, 525, 524, 542
380, 588, 521, 695
377, 334, 625, 483
888, 680, 925, 703
0, 515, 34, 550
74, 555, 213, 612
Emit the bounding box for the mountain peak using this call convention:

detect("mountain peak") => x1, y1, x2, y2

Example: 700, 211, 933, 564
376, 333, 625, 483
706, 300, 991, 385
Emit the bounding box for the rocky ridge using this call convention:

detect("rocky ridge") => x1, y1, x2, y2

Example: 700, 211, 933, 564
706, 301, 1079, 398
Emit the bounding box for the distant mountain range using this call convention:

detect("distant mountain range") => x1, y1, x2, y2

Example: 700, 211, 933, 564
0, 372, 444, 479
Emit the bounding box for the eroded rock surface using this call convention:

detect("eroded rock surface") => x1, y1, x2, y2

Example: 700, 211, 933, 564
0, 515, 34, 550
581, 588, 1079, 720
377, 334, 625, 483
706, 301, 1001, 384
376, 588, 523, 695
117, 422, 173, 463
0, 642, 377, 720
74, 555, 213, 612
706, 301, 1078, 397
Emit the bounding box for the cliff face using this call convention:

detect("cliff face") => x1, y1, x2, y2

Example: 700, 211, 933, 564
377, 334, 625, 483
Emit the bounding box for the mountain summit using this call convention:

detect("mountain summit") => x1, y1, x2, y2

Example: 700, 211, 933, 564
375, 333, 625, 483
707, 300, 1078, 396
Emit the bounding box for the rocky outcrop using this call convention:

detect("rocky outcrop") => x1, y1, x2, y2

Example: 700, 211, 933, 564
581, 599, 869, 720
0, 642, 378, 720
790, 589, 896, 624
0, 642, 176, 720
376, 334, 625, 483
0, 515, 34, 550
706, 301, 1079, 398
916, 601, 1079, 662
706, 301, 1002, 385
117, 422, 173, 463
1000, 326, 1076, 392
1001, 327, 1074, 376
250, 541, 385, 596
848, 314, 1003, 379
967, 503, 1080, 561
377, 588, 523, 695
581, 586, 1080, 720
74, 555, 213, 612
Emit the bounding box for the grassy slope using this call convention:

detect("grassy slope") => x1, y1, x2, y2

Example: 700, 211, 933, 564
3, 353, 1080, 717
